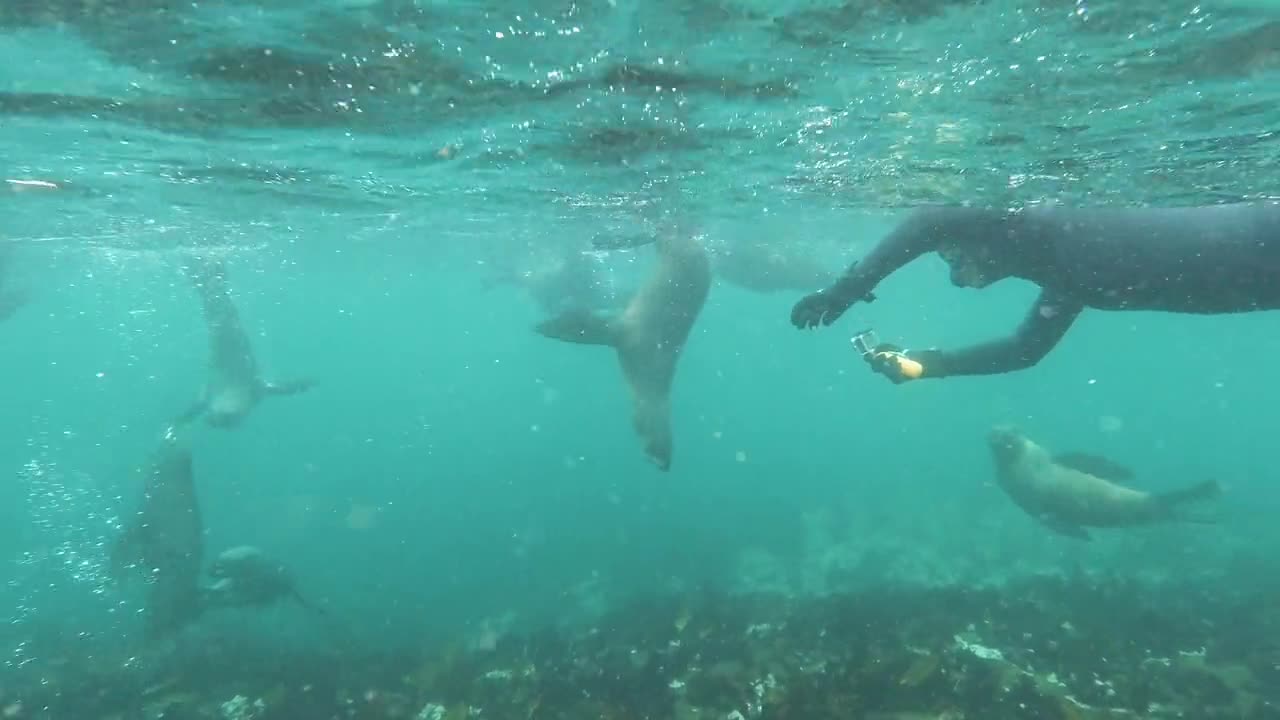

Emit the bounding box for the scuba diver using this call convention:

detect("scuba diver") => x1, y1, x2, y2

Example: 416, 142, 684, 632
791, 203, 1280, 383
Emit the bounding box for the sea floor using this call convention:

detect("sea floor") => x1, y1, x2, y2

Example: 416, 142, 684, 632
9, 574, 1280, 720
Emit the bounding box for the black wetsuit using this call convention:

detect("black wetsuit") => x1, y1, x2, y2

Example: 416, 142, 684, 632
795, 203, 1280, 377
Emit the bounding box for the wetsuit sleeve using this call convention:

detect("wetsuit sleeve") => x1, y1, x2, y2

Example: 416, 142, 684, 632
825, 208, 952, 303
826, 206, 1018, 303
922, 289, 1083, 378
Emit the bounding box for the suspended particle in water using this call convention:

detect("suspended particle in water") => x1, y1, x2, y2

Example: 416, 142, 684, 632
1098, 415, 1124, 433
735, 450, 747, 463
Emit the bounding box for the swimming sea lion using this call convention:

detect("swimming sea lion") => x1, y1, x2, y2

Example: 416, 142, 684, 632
174, 256, 314, 429
594, 231, 845, 295
110, 429, 206, 640
535, 229, 712, 470
484, 245, 629, 317
710, 238, 838, 294
986, 425, 1221, 540
203, 545, 322, 613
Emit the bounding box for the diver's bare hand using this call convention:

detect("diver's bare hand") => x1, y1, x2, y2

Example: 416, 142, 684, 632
791, 290, 851, 329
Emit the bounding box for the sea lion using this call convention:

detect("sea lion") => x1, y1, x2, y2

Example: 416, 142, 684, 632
109, 429, 206, 640
986, 425, 1221, 540
535, 229, 712, 470
174, 256, 314, 429
202, 545, 322, 613
484, 245, 629, 317
594, 231, 843, 295
710, 238, 838, 294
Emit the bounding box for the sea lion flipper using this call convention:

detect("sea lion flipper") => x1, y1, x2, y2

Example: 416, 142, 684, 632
1039, 515, 1092, 541
535, 308, 620, 347
592, 232, 654, 252
172, 401, 207, 427
1153, 479, 1222, 516
1053, 452, 1134, 482
263, 378, 316, 397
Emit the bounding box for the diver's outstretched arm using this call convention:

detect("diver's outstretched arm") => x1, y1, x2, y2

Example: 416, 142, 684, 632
793, 207, 1005, 328
263, 378, 316, 397
824, 209, 951, 301
913, 290, 1084, 378
794, 216, 931, 327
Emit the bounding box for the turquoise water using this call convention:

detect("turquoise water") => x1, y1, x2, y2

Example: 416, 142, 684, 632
4, 1, 1280, 716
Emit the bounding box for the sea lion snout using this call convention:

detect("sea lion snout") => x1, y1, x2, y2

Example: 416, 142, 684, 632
986, 425, 1025, 461
987, 424, 1021, 443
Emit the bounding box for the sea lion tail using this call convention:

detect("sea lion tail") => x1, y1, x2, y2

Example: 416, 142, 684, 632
1153, 479, 1222, 519
534, 308, 619, 347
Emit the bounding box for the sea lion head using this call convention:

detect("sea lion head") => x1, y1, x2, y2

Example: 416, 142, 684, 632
987, 425, 1030, 466
209, 545, 264, 578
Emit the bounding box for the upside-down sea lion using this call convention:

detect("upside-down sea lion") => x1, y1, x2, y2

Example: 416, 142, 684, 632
109, 429, 206, 640
535, 229, 712, 471
709, 238, 839, 294
484, 244, 629, 317
986, 425, 1221, 540
202, 545, 322, 614
174, 256, 314, 429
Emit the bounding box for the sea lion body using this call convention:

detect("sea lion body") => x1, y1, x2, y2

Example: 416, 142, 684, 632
488, 246, 629, 316
536, 231, 711, 470
176, 257, 312, 429
711, 239, 837, 294
986, 425, 1219, 539
110, 431, 205, 639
